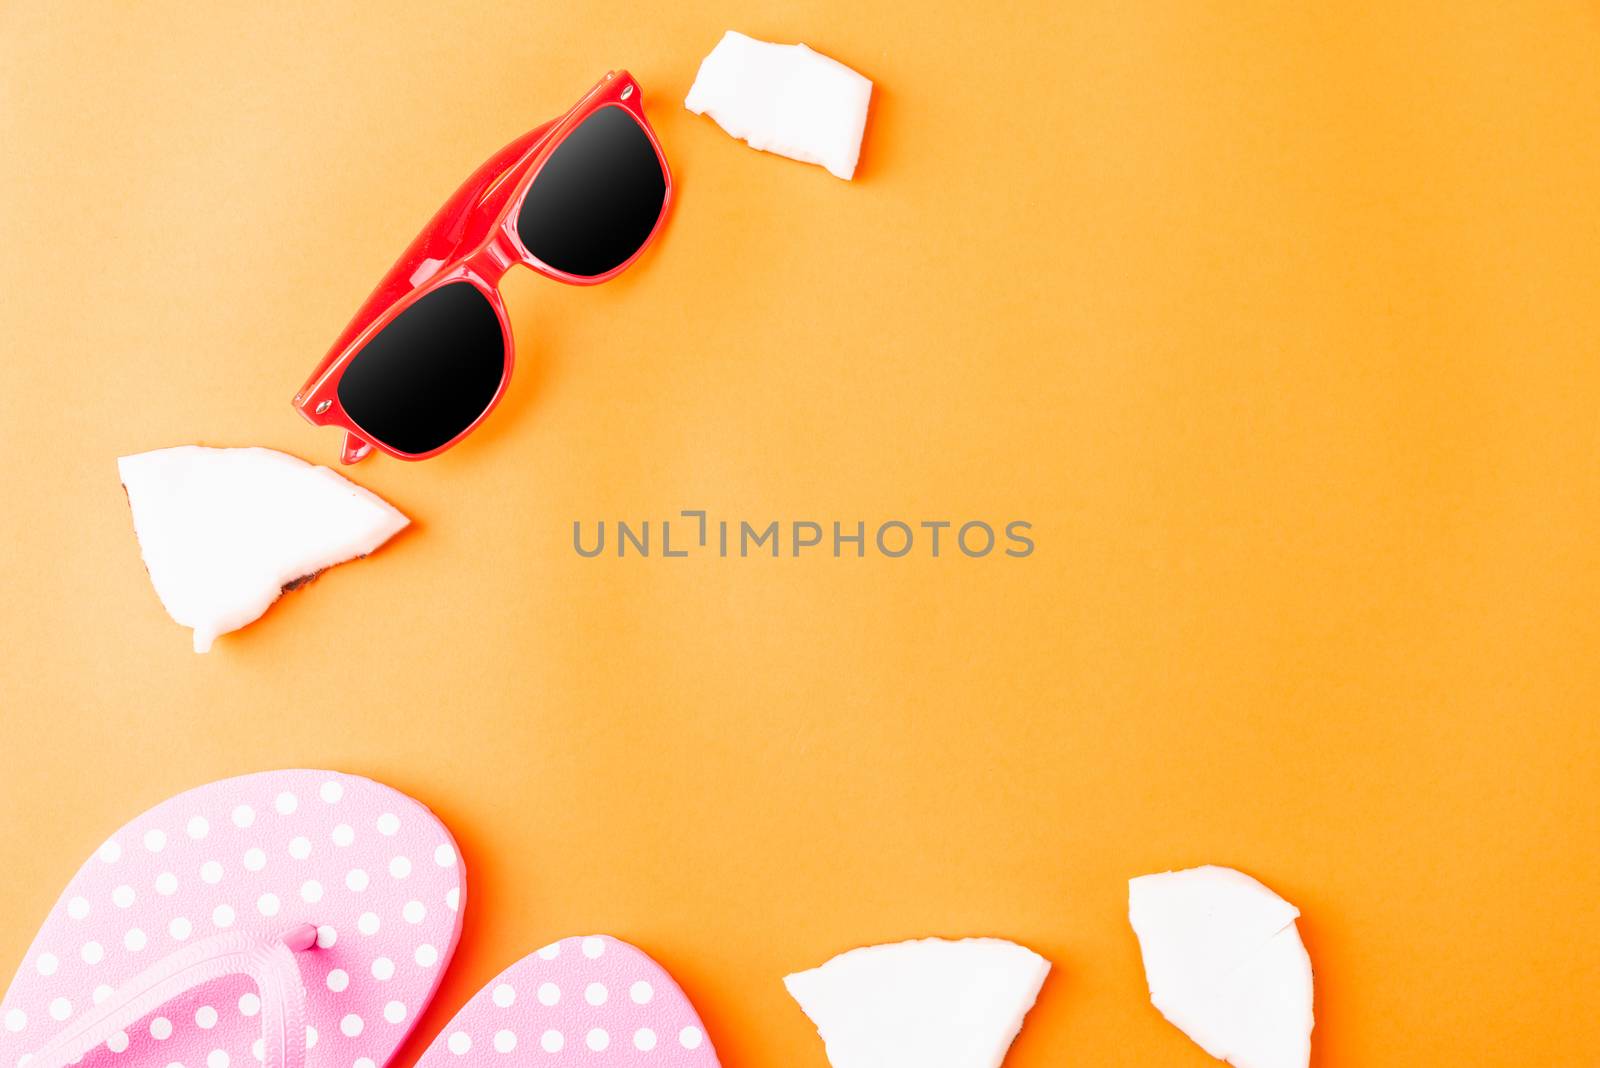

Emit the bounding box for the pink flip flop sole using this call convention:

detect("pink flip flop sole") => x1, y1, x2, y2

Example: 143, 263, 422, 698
0, 770, 464, 1068
416, 937, 718, 1066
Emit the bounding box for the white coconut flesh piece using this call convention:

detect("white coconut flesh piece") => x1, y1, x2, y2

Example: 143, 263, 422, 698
118, 445, 409, 652
784, 937, 1050, 1068
685, 29, 873, 180
1128, 865, 1314, 1068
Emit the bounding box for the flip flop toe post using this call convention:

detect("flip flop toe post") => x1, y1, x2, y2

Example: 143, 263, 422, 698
0, 770, 464, 1068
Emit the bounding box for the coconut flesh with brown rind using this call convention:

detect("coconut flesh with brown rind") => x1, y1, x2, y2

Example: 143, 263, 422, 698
117, 445, 408, 652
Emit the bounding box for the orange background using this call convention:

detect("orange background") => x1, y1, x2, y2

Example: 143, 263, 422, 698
2, 1, 1598, 1064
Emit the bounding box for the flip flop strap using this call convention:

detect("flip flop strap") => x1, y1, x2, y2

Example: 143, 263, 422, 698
25, 925, 316, 1068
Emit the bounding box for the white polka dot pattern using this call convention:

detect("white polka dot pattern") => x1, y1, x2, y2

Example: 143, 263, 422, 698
0, 771, 464, 1068
414, 937, 719, 1067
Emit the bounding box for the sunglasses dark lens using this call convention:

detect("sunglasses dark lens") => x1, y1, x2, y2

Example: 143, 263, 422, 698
516, 105, 667, 278
336, 282, 505, 455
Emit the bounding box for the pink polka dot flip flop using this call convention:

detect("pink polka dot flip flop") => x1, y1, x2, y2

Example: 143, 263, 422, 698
0, 770, 464, 1068
415, 937, 718, 1067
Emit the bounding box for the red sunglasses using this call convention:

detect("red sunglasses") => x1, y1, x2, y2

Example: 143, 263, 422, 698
293, 71, 672, 463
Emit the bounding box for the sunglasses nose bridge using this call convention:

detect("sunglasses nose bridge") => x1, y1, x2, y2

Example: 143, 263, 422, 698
464, 232, 519, 286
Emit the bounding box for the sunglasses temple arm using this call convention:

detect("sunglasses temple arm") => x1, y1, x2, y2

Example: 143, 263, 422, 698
302, 118, 562, 397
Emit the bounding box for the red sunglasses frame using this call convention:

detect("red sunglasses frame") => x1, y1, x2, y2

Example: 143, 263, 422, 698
292, 71, 672, 464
